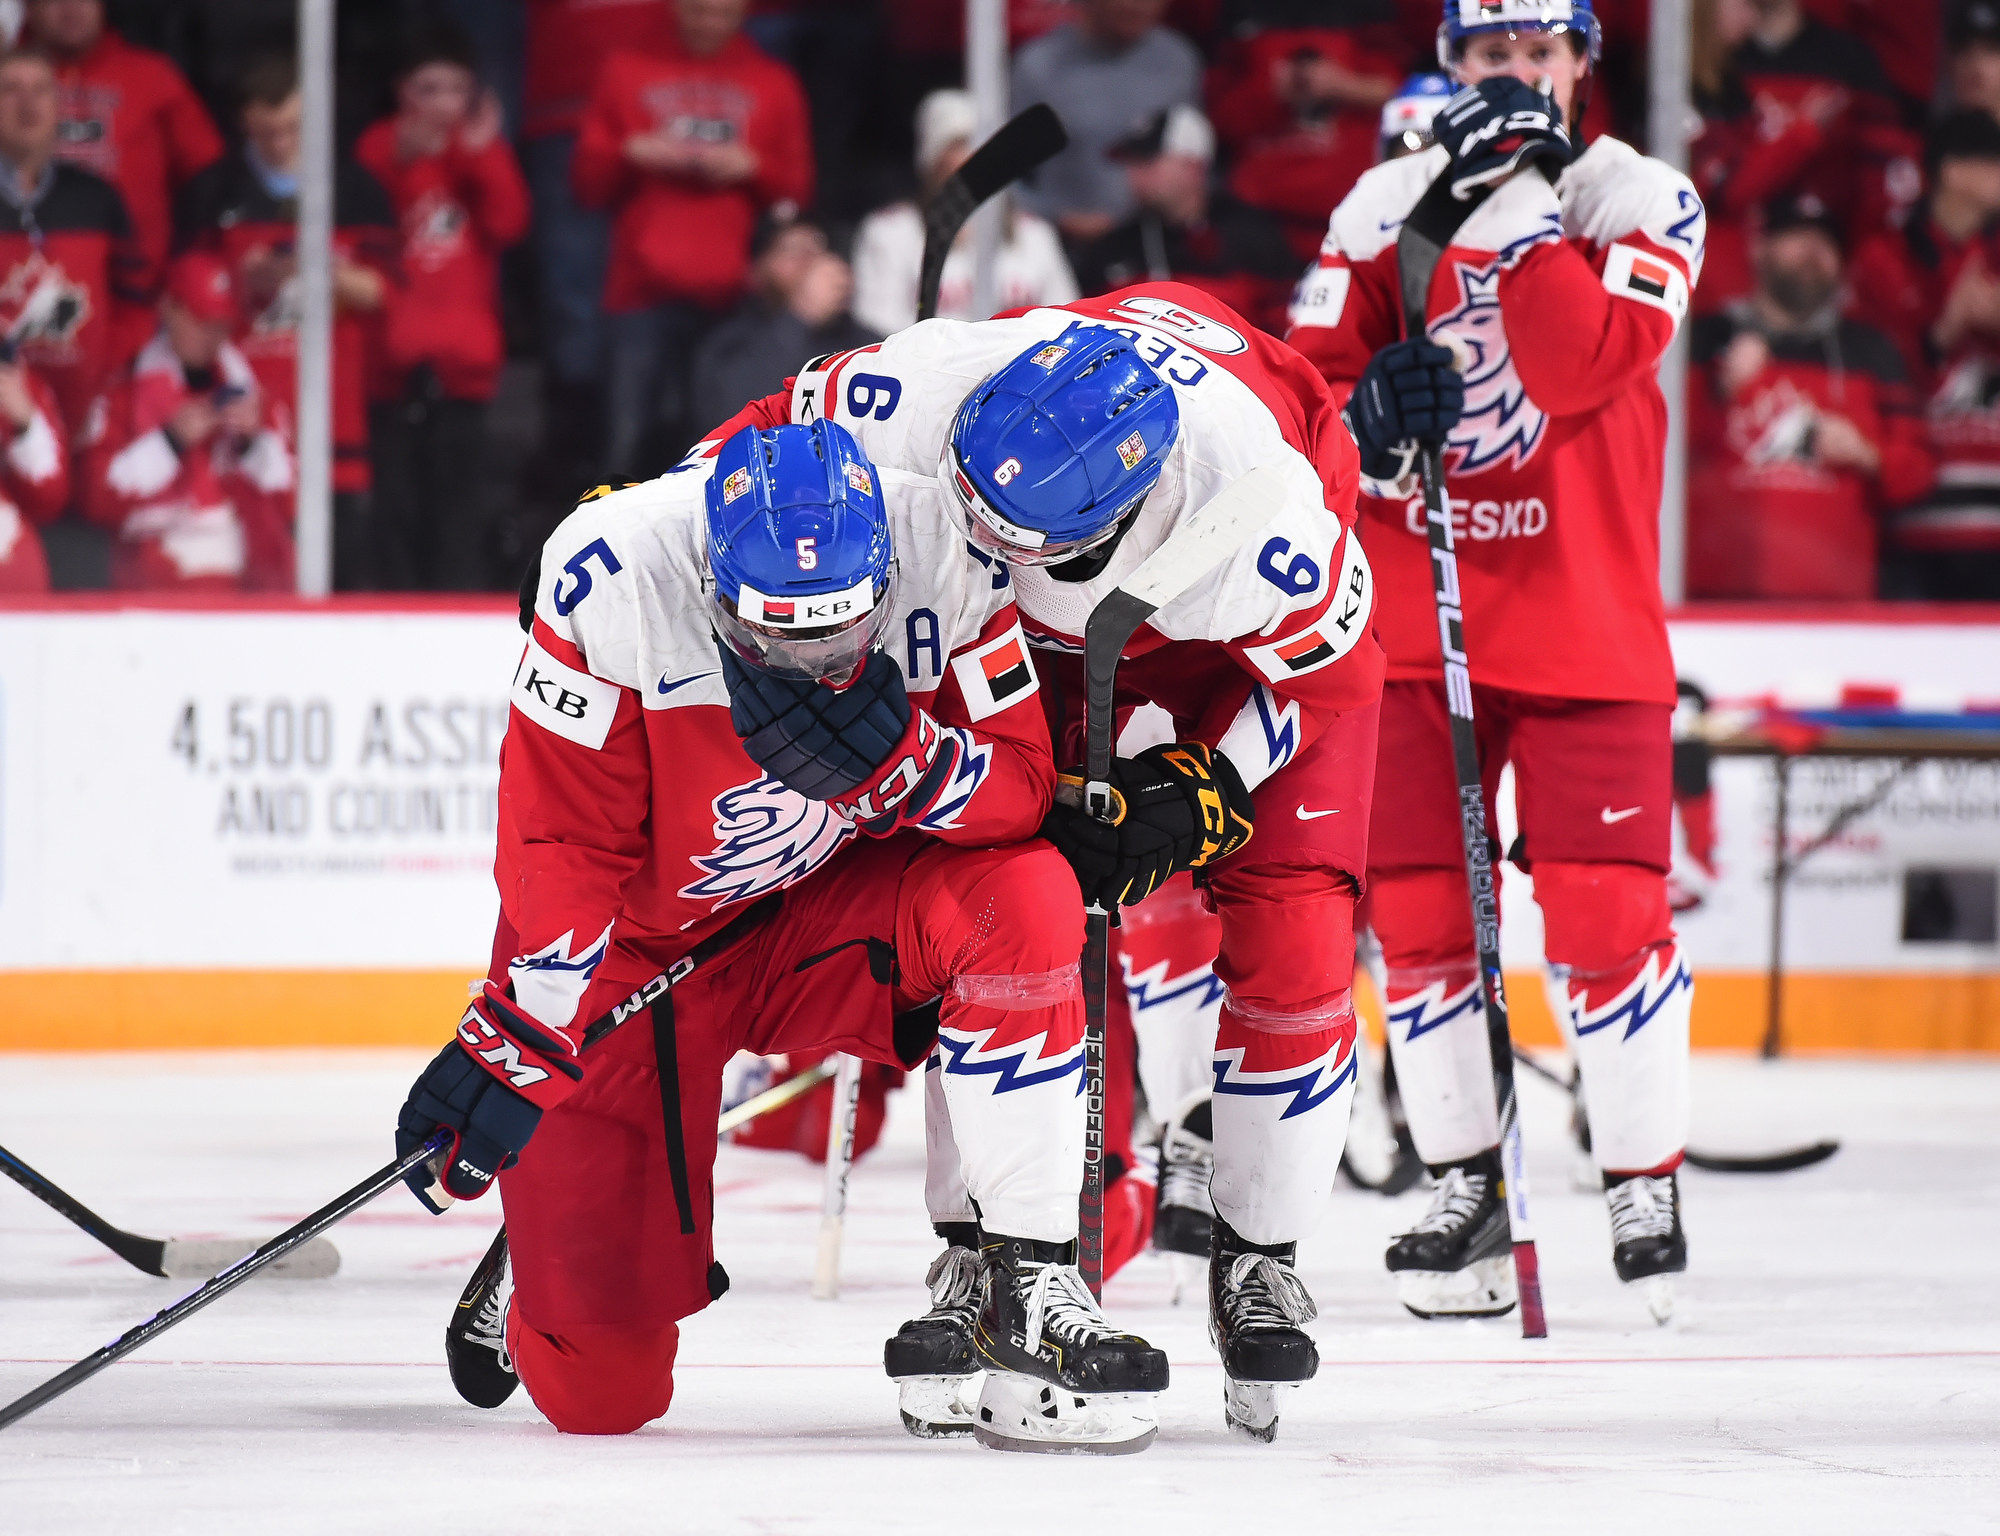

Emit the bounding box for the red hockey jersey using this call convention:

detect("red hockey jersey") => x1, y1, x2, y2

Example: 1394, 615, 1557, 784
354, 120, 530, 402
1288, 138, 1704, 708
499, 462, 1056, 1032
41, 28, 222, 289
0, 367, 70, 593
571, 37, 814, 313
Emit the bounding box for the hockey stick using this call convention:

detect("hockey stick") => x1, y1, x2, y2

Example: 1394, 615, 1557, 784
811, 1053, 864, 1301
1396, 170, 1547, 1339
1507, 1047, 1841, 1174
1071, 465, 1287, 1296
916, 103, 1067, 322
717, 1058, 836, 1136
0, 964, 674, 1432
0, 1140, 339, 1281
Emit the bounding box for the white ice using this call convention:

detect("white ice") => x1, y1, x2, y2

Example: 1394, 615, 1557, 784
1, 1052, 1995, 1535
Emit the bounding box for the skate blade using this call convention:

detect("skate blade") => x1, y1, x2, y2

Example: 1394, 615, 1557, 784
1395, 1255, 1517, 1320
1568, 1148, 1602, 1194
896, 1373, 982, 1439
1168, 1251, 1205, 1307
1223, 1379, 1295, 1443
1636, 1275, 1677, 1327
971, 1373, 1159, 1455
159, 1236, 341, 1280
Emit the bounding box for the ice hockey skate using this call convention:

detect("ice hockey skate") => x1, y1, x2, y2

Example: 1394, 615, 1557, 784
445, 1230, 518, 1409
1384, 1149, 1519, 1319
1607, 1170, 1686, 1325
970, 1236, 1168, 1454
1208, 1217, 1320, 1441
1153, 1092, 1214, 1303
883, 1237, 984, 1438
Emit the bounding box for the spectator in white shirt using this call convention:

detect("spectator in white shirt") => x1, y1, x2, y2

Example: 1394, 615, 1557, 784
850, 89, 1078, 336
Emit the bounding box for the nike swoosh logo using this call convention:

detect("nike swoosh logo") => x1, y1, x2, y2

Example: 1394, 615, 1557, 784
658, 672, 714, 696
1296, 807, 1342, 821
1600, 806, 1643, 824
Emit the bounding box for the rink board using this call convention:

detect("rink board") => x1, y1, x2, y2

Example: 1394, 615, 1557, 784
0, 599, 1995, 1050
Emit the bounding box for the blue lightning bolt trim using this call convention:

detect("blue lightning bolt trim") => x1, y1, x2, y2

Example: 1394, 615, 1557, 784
1252, 684, 1299, 773
1210, 1049, 1357, 1121
933, 1032, 1087, 1096
1388, 982, 1481, 1041
1125, 964, 1227, 1016
1573, 953, 1694, 1042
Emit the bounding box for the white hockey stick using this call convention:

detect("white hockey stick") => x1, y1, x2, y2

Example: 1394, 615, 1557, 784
811, 1052, 865, 1301
1068, 464, 1286, 1295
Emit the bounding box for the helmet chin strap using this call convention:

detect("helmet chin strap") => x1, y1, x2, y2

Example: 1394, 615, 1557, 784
1044, 500, 1144, 584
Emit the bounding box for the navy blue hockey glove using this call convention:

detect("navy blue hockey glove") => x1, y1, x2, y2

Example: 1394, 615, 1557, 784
396, 983, 584, 1214
1344, 339, 1464, 483
1041, 743, 1255, 909
1433, 78, 1571, 201
720, 642, 912, 801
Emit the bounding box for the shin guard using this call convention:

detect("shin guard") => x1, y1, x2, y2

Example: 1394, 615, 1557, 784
1534, 861, 1691, 1176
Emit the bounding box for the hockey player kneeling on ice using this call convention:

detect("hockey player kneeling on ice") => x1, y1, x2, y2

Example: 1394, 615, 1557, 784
712, 286, 1386, 1440
394, 418, 1167, 1449
1288, 0, 1698, 1325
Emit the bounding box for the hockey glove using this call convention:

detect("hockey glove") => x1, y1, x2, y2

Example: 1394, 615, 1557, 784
1433, 77, 1571, 201
1041, 742, 1255, 909
721, 643, 911, 801
1344, 339, 1465, 485
396, 983, 585, 1213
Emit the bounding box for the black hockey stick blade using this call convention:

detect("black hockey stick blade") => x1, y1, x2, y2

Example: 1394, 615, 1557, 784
0, 1133, 445, 1431
1684, 1141, 1841, 1175
1510, 1051, 1842, 1175
917, 104, 1067, 321
0, 1140, 338, 1280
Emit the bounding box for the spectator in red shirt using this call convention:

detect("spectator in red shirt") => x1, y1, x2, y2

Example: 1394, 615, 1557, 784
356, 26, 530, 591
1689, 196, 1935, 598
1692, 0, 1914, 314
520, 0, 672, 493
0, 46, 145, 436
1206, 17, 1402, 262
176, 55, 397, 590
0, 346, 71, 593
81, 251, 295, 591
572, 0, 814, 478
1849, 111, 2000, 598
24, 0, 223, 293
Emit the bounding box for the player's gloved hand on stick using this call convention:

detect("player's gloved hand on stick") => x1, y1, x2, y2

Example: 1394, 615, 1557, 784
1433, 77, 1571, 201
1041, 742, 1255, 908
396, 983, 585, 1213
1344, 339, 1464, 484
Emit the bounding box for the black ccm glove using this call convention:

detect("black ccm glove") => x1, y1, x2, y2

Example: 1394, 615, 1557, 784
1343, 339, 1465, 484
1432, 77, 1571, 201
1041, 742, 1255, 909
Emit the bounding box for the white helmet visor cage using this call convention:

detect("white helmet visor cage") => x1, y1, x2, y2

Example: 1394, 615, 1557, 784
939, 439, 1138, 569
710, 566, 899, 681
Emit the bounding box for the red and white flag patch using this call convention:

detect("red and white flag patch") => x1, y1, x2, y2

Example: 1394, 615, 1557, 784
950, 622, 1040, 722
1602, 242, 1688, 326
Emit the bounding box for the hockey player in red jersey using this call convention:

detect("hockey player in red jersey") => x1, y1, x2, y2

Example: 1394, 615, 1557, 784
1287, 0, 1702, 1323
709, 283, 1384, 1439
396, 419, 1169, 1453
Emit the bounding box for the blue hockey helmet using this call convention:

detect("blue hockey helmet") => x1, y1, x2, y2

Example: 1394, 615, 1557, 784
1437, 0, 1600, 67
942, 322, 1181, 568
704, 419, 896, 680
1380, 73, 1455, 159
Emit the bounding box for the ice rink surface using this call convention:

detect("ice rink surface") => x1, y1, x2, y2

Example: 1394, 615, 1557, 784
1, 1051, 1995, 1536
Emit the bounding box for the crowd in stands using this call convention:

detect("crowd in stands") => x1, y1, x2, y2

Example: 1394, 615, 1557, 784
0, 0, 1994, 601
